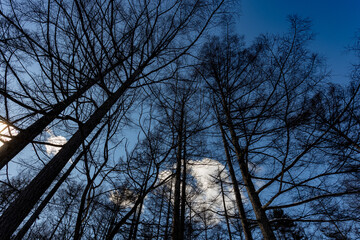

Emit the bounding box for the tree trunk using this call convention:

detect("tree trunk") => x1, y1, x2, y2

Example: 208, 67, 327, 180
226, 114, 275, 240
13, 153, 81, 240
0, 61, 125, 170
180, 132, 187, 239
217, 113, 253, 240
13, 123, 105, 240
164, 180, 173, 240
0, 75, 135, 239
219, 170, 233, 240
155, 187, 165, 240
131, 199, 144, 240
171, 103, 185, 240
217, 89, 275, 239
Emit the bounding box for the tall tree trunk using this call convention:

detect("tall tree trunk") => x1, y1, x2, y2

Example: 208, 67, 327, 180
171, 143, 182, 240
73, 181, 92, 240
127, 211, 138, 240
13, 153, 81, 240
0, 61, 126, 170
0, 74, 136, 239
14, 153, 83, 240
225, 111, 275, 239
216, 111, 253, 240
131, 198, 144, 240
219, 170, 233, 240
13, 123, 105, 240
171, 104, 185, 240
217, 88, 275, 239
180, 132, 187, 239
164, 180, 173, 240
155, 187, 165, 240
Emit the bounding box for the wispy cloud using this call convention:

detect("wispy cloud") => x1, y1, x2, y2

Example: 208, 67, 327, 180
45, 129, 67, 156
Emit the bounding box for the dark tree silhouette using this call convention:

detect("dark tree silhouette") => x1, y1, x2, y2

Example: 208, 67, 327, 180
0, 0, 227, 239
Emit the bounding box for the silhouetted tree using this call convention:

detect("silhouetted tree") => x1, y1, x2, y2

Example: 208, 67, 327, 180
197, 15, 358, 239
0, 0, 228, 238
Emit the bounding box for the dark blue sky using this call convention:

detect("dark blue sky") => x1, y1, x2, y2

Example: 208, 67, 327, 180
236, 0, 360, 84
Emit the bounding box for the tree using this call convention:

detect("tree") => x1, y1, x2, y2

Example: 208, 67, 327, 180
214, 101, 254, 240
0, 0, 227, 238
2, 5, 359, 239
199, 31, 277, 239
148, 70, 210, 240
198, 15, 359, 239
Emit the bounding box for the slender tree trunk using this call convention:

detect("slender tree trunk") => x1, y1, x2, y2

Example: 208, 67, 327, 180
156, 188, 165, 240
73, 182, 92, 240
127, 211, 137, 240
13, 123, 105, 240
225, 113, 275, 239
189, 201, 193, 240
131, 198, 144, 240
0, 61, 125, 170
180, 133, 187, 239
217, 113, 253, 240
0, 74, 136, 239
164, 180, 173, 240
172, 104, 185, 240
13, 153, 81, 240
219, 171, 233, 240
217, 88, 275, 239
172, 145, 182, 240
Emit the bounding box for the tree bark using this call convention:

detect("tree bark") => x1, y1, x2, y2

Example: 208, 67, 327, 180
180, 132, 187, 239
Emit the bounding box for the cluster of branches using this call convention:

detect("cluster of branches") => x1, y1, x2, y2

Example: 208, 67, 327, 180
0, 0, 359, 239
195, 16, 360, 239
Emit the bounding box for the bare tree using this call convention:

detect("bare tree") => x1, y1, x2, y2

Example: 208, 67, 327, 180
0, 0, 227, 238
197, 16, 356, 239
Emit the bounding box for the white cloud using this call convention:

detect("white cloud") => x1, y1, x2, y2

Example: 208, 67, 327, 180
158, 158, 243, 226
45, 129, 67, 156
188, 158, 238, 225
158, 169, 172, 182
188, 158, 226, 202
0, 122, 18, 147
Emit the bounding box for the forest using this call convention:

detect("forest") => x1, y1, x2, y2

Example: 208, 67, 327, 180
0, 0, 359, 239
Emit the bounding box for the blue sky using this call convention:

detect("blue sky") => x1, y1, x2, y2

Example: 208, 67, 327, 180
235, 0, 360, 84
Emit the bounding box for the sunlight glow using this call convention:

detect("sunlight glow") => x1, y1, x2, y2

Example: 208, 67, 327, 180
0, 122, 17, 147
